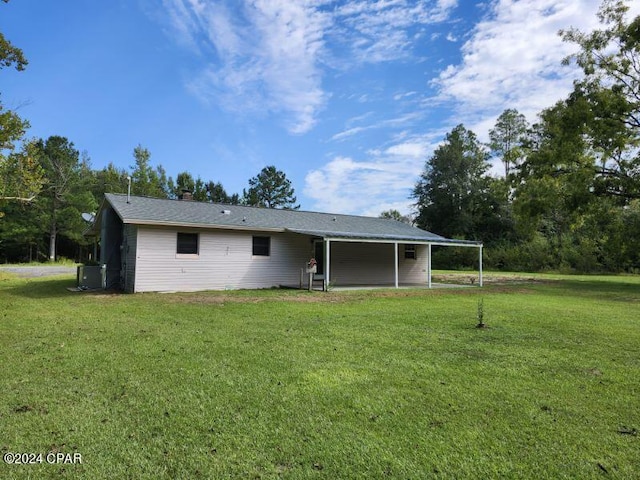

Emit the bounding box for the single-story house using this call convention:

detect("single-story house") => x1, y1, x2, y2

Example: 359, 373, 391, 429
84, 193, 483, 293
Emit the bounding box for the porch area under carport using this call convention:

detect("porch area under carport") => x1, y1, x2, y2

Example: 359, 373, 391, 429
288, 229, 483, 291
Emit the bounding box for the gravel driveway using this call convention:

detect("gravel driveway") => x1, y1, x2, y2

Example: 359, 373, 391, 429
0, 266, 77, 278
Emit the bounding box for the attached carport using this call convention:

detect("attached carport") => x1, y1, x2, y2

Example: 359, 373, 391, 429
287, 229, 483, 290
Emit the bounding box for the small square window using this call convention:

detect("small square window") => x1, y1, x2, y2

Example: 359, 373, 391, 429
404, 244, 416, 259
252, 236, 270, 256
177, 232, 199, 255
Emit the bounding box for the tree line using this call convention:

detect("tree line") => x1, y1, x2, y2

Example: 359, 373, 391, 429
0, 139, 299, 262
2, 0, 640, 272
409, 0, 640, 273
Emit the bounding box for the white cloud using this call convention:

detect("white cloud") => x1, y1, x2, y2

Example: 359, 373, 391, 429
305, 133, 440, 215
428, 0, 640, 177
304, 155, 419, 215
385, 141, 428, 157
432, 0, 607, 124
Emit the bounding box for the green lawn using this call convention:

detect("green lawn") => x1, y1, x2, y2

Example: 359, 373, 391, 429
1, 272, 639, 479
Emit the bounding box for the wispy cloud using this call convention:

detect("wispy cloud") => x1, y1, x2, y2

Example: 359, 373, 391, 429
393, 91, 417, 101
331, 126, 370, 142
156, 0, 458, 134
160, 0, 329, 134
331, 0, 459, 63
330, 111, 425, 142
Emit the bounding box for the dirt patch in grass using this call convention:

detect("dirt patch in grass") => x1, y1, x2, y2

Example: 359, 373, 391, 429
79, 274, 543, 304
432, 273, 544, 285
156, 285, 528, 305
161, 291, 350, 305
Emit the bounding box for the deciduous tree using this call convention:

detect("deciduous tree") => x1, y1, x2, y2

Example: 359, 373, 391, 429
0, 1, 42, 207
0, 139, 44, 205
560, 0, 640, 201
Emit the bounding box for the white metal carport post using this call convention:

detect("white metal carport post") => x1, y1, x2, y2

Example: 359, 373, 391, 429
324, 239, 331, 291
394, 242, 399, 288
479, 244, 483, 287
427, 243, 432, 288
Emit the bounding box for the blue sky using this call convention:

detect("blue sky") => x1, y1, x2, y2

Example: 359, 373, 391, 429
3, 0, 639, 216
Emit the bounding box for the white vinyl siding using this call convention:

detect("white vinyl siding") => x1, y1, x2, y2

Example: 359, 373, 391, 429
404, 244, 416, 259
133, 227, 311, 292
398, 244, 429, 284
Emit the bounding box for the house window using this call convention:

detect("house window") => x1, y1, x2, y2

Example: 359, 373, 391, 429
177, 232, 199, 255
404, 244, 417, 259
252, 236, 270, 256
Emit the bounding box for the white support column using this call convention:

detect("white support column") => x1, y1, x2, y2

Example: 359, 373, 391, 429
325, 239, 331, 291
394, 242, 399, 288
427, 243, 432, 288
479, 245, 483, 287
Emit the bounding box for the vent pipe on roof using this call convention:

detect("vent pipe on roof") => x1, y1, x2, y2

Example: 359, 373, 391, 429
127, 176, 131, 203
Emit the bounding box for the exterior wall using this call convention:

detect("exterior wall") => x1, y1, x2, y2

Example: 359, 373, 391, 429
122, 224, 137, 293
329, 242, 428, 286
133, 226, 313, 292
398, 244, 429, 284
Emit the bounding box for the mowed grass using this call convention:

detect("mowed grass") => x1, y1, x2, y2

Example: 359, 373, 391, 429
1, 272, 639, 479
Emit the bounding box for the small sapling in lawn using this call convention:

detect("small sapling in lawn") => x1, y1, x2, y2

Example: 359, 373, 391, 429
476, 298, 486, 328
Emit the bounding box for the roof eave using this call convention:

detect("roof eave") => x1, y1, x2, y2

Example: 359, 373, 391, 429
122, 218, 286, 233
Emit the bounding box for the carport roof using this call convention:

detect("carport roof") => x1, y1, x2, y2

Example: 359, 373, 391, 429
91, 193, 481, 246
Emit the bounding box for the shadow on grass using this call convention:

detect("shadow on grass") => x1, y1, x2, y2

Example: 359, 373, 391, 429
1, 276, 123, 299
1, 277, 77, 299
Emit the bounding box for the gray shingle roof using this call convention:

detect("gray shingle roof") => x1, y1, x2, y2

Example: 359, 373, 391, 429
98, 193, 480, 245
